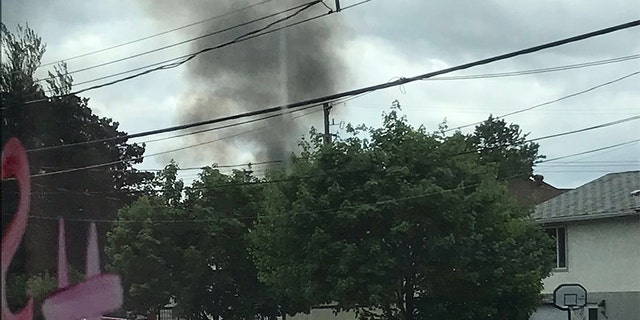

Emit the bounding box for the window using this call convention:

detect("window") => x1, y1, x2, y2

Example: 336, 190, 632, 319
588, 307, 598, 320
545, 226, 567, 269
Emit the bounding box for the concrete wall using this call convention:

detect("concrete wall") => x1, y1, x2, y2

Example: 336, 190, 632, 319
288, 308, 357, 320
530, 292, 640, 320
542, 215, 640, 294
535, 215, 640, 320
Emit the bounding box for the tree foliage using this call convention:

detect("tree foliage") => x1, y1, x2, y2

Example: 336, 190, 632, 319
107, 162, 280, 319
470, 115, 544, 180
1, 22, 152, 278
251, 107, 555, 320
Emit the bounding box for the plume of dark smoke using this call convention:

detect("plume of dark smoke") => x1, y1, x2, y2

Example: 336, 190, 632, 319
141, 0, 346, 167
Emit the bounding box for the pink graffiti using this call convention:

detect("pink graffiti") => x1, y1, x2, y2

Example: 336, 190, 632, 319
1, 138, 123, 320
42, 218, 122, 320
1, 138, 34, 320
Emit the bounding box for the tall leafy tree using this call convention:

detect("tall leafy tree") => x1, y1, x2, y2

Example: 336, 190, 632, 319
107, 163, 281, 320
469, 115, 544, 180
1, 23, 151, 286
106, 164, 183, 317
251, 107, 555, 320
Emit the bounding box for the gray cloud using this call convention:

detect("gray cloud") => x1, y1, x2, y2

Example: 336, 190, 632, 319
347, 0, 640, 63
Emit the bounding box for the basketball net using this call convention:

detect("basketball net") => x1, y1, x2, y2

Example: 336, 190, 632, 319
570, 307, 586, 320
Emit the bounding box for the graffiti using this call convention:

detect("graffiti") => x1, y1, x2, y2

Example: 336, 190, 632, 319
1, 138, 123, 320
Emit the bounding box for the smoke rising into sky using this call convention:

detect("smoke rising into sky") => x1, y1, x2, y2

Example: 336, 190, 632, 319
142, 0, 346, 166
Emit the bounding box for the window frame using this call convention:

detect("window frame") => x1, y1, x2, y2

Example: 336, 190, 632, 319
544, 225, 568, 271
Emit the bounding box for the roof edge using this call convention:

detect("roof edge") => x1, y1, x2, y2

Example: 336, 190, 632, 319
536, 210, 640, 224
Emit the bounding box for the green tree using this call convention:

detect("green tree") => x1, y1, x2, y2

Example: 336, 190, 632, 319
1, 22, 152, 279
469, 115, 544, 180
106, 162, 184, 316
251, 107, 555, 320
107, 163, 280, 319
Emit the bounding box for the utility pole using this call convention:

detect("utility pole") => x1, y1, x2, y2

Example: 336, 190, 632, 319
334, 0, 341, 12
323, 103, 332, 145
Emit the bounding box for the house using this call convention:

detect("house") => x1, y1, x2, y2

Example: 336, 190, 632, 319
529, 170, 640, 320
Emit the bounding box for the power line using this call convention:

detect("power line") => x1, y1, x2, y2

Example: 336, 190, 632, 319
538, 165, 638, 168
68, 19, 640, 97
11, 174, 636, 224
538, 139, 640, 163
528, 115, 640, 142
538, 160, 640, 164
27, 101, 320, 155
424, 54, 640, 81
29, 105, 322, 178
19, 98, 639, 179
535, 138, 640, 170
24, 19, 640, 153
4, 175, 502, 224
139, 104, 322, 146
445, 70, 640, 132
36, 0, 274, 69
349, 104, 638, 114
26, 17, 640, 105
28, 106, 639, 179
35, 1, 316, 84
21, 0, 324, 105
40, 10, 333, 92
533, 169, 639, 173
39, 160, 282, 173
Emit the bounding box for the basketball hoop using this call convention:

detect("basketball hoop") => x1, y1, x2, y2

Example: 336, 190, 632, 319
554, 284, 587, 320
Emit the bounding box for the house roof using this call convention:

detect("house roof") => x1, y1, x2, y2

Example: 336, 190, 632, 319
506, 175, 570, 206
533, 170, 640, 223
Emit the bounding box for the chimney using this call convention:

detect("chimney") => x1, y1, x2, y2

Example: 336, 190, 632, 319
533, 174, 544, 186
632, 189, 640, 212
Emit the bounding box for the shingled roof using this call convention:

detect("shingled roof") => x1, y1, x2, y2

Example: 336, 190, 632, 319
533, 170, 640, 223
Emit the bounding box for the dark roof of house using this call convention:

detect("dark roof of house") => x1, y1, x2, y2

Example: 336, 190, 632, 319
506, 175, 570, 206
533, 170, 640, 223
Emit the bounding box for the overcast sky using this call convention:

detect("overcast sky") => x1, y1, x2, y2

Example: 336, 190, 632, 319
3, 0, 639, 188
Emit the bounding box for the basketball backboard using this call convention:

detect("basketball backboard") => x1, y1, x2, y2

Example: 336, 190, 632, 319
553, 283, 587, 310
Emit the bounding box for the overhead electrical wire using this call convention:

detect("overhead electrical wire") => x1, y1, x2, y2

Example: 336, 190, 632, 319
20, 0, 324, 104
27, 100, 322, 155
23, 19, 640, 153
52, 15, 638, 91
16, 131, 639, 198
537, 139, 640, 163
36, 0, 274, 69
35, 1, 316, 84
537, 160, 639, 164
135, 104, 320, 146
138, 160, 282, 172
28, 111, 639, 178
425, 54, 640, 81
66, 18, 639, 99
528, 115, 640, 142
444, 70, 640, 132
9, 172, 635, 224
3, 173, 524, 223
29, 104, 323, 178
535, 140, 640, 171
23, 17, 640, 105
69, 50, 639, 111
141, 95, 339, 145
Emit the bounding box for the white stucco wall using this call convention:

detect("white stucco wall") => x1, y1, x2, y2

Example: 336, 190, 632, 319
288, 308, 357, 320
542, 215, 640, 294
